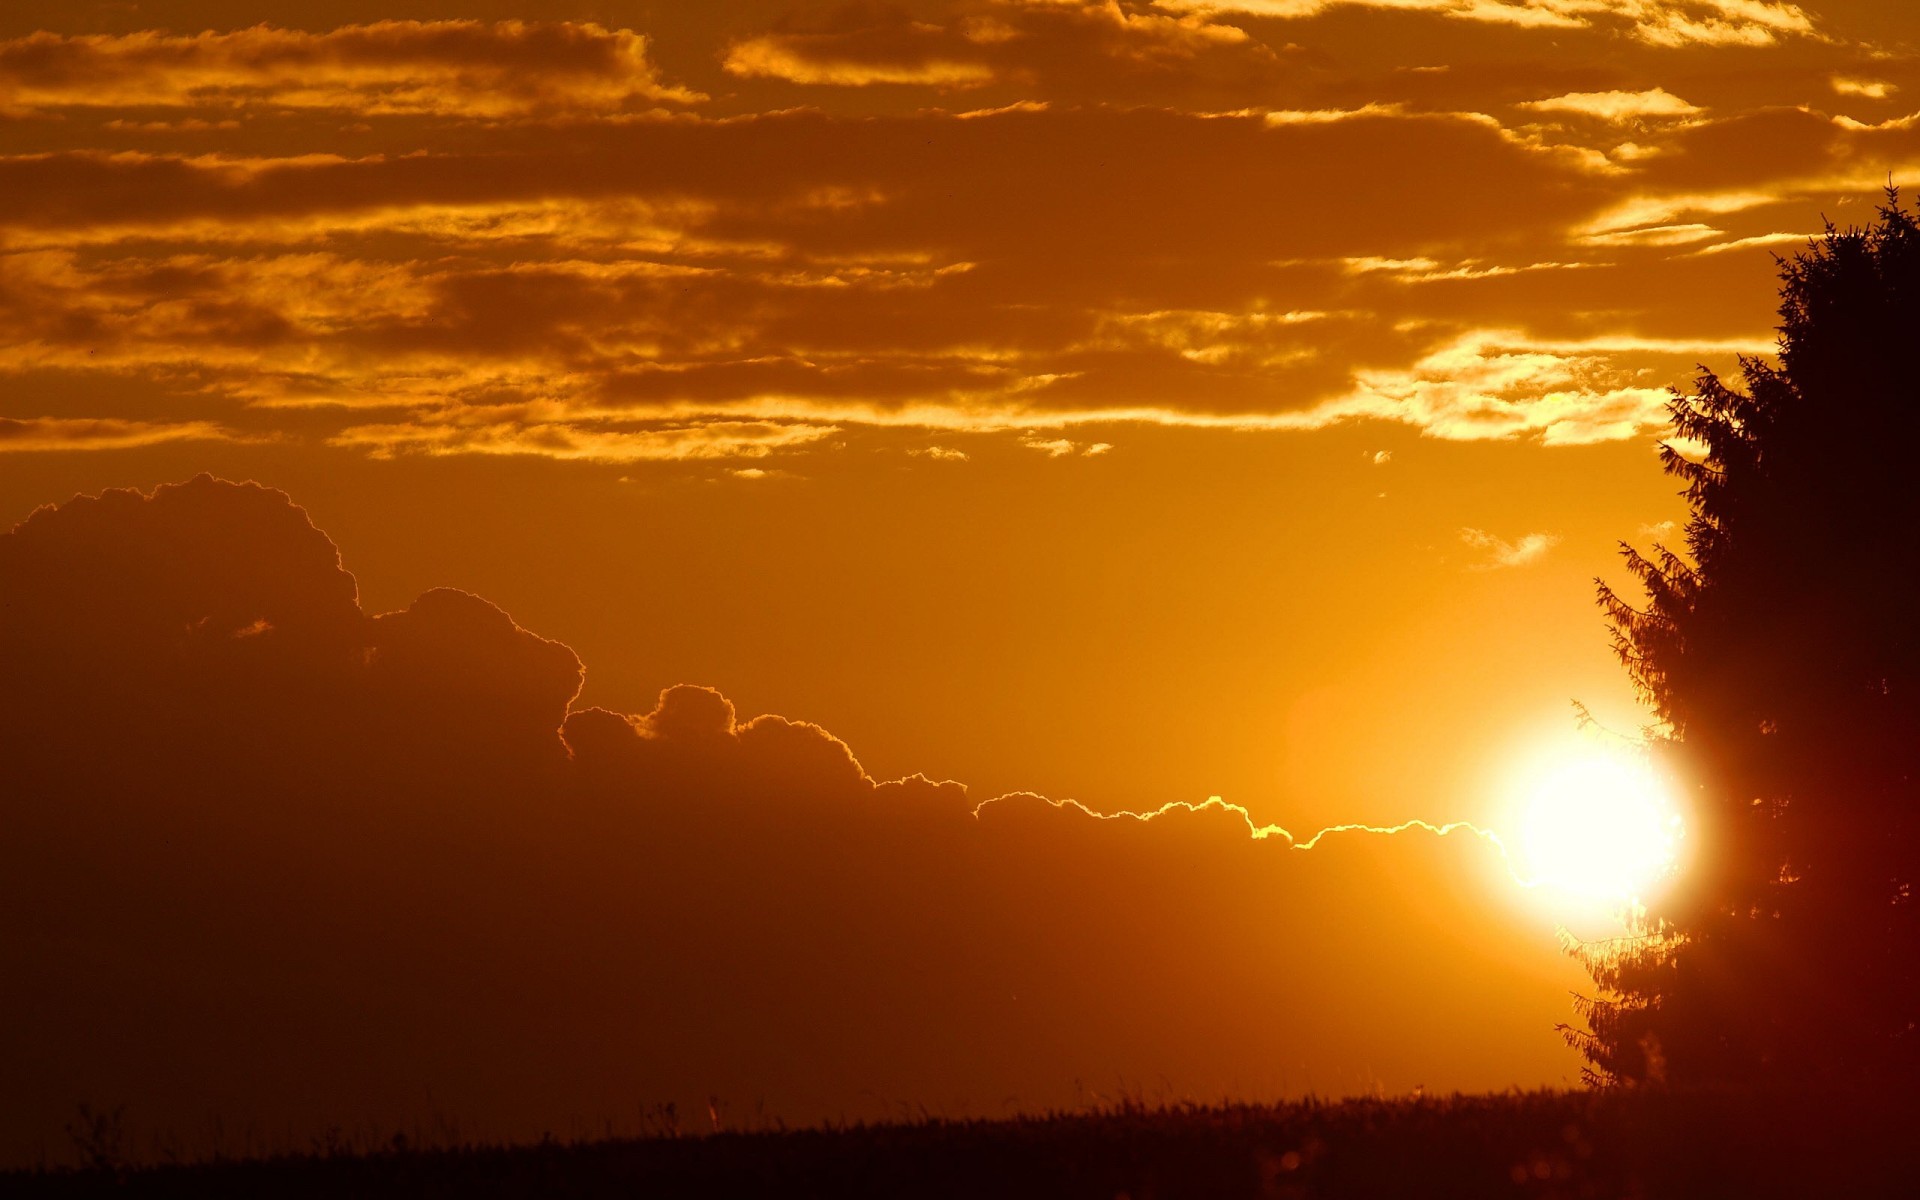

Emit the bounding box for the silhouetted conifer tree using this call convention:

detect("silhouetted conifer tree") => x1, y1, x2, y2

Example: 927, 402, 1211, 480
1571, 191, 1920, 1088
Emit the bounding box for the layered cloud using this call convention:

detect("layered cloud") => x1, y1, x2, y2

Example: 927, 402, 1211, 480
1, 7, 1915, 467
0, 477, 1580, 1166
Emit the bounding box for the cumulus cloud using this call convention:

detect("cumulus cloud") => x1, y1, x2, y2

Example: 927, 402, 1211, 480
0, 477, 1580, 1166
0, 22, 700, 117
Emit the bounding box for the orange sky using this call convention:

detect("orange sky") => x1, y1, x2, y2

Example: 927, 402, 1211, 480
4, 0, 1918, 1165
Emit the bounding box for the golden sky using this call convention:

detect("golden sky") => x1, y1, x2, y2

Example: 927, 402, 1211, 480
4, 0, 1918, 1161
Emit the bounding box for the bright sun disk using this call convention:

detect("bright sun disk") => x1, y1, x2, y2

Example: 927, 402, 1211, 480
1517, 753, 1683, 903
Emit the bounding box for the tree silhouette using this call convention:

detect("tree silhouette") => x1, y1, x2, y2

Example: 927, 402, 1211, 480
1572, 192, 1920, 1088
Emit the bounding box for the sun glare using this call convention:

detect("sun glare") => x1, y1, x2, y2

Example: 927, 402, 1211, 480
1515, 752, 1684, 904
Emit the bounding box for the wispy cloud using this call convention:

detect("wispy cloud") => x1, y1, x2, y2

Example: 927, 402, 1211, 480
911, 445, 972, 462
329, 419, 839, 464
1460, 527, 1562, 569
1297, 331, 1682, 445
1020, 435, 1113, 458
0, 417, 245, 452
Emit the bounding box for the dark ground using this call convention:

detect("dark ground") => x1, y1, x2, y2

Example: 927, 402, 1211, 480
7, 1087, 1915, 1198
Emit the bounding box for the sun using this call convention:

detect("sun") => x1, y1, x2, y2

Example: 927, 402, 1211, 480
1514, 751, 1684, 903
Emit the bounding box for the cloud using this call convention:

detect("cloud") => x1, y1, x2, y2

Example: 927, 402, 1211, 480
369, 585, 585, 757
0, 102, 1638, 452
1460, 526, 1562, 568
6, 21, 1916, 465
1153, 0, 1579, 30
0, 477, 1581, 1165
1155, 0, 1819, 47
1624, 0, 1816, 48
1831, 76, 1895, 100
910, 444, 972, 460
328, 418, 842, 464
0, 22, 700, 118
1339, 255, 1591, 282
1572, 189, 1776, 244
1581, 222, 1723, 246
1519, 88, 1703, 122
1295, 330, 1681, 444
1020, 433, 1112, 456
0, 416, 244, 452
721, 0, 1294, 102
723, 7, 1000, 88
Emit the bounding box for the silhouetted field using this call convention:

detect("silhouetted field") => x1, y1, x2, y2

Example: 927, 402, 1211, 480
9, 1087, 1916, 1199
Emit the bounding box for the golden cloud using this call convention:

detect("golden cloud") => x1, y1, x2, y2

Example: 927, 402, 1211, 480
1520, 88, 1703, 122
721, 0, 1283, 100
1157, 0, 1817, 47
5, 87, 1908, 463
1298, 331, 1683, 445
1831, 76, 1896, 100
725, 40, 996, 88
328, 418, 842, 464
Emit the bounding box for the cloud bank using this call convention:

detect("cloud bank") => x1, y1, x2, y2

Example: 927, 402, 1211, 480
0, 477, 1580, 1165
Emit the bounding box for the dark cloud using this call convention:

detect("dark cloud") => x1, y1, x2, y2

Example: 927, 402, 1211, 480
0, 21, 699, 117
0, 477, 1575, 1166
367, 586, 584, 767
